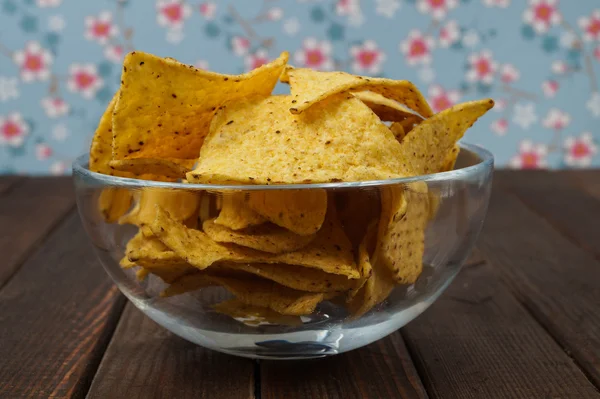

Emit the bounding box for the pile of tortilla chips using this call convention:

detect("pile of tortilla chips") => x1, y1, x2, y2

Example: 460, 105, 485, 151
91, 50, 493, 324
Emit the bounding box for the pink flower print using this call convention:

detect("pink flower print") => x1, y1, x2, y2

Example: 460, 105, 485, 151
41, 97, 69, 118
438, 20, 460, 48
542, 108, 570, 130
500, 64, 520, 83
466, 50, 498, 84
294, 38, 334, 70
0, 113, 29, 147
67, 64, 103, 99
523, 0, 561, 34
400, 30, 435, 66
491, 118, 509, 136
244, 49, 270, 71
199, 2, 216, 20
350, 40, 387, 74
13, 41, 53, 82
541, 80, 559, 97
428, 84, 460, 113
85, 11, 118, 45
231, 36, 251, 56
156, 0, 192, 30
509, 140, 548, 169
416, 0, 458, 21
36, 143, 53, 160
578, 9, 600, 42
564, 132, 597, 167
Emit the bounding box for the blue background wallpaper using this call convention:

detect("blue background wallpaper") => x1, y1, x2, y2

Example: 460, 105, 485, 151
0, 0, 599, 175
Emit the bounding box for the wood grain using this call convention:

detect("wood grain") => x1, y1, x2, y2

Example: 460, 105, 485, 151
261, 333, 427, 399
0, 175, 23, 195
496, 170, 600, 259
0, 212, 126, 398
402, 259, 599, 399
478, 186, 600, 388
567, 169, 600, 200
0, 177, 75, 287
87, 304, 255, 399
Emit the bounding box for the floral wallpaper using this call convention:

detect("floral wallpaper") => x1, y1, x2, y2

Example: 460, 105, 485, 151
0, 0, 599, 175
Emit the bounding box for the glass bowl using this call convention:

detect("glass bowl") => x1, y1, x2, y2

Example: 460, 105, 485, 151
72, 142, 493, 360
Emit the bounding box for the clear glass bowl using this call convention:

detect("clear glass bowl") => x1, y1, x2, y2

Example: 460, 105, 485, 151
72, 143, 493, 359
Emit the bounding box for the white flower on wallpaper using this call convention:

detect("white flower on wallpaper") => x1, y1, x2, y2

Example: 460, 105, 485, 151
267, 7, 284, 21
542, 108, 570, 130
438, 20, 461, 48
13, 42, 53, 82
67, 64, 103, 99
400, 30, 435, 66
51, 123, 69, 141
294, 38, 334, 70
244, 49, 270, 71
482, 0, 510, 8
336, 0, 363, 26
283, 18, 300, 36
509, 140, 548, 169
104, 45, 124, 63
0, 113, 29, 147
551, 60, 569, 74
500, 63, 520, 83
559, 30, 578, 48
461, 30, 480, 48
466, 50, 497, 84
194, 60, 209, 70
166, 28, 185, 44
375, 0, 401, 19
156, 0, 192, 30
84, 12, 118, 45
35, 143, 53, 160
350, 40, 386, 75
36, 0, 62, 8
542, 80, 559, 98
416, 0, 458, 21
199, 2, 217, 20
578, 9, 600, 42
418, 66, 435, 84
231, 36, 251, 56
586, 92, 600, 117
50, 161, 67, 175
0, 77, 19, 102
41, 97, 69, 118
428, 85, 460, 113
513, 103, 538, 129
493, 98, 506, 112
564, 132, 597, 167
491, 118, 509, 136
47, 15, 66, 32
523, 0, 561, 34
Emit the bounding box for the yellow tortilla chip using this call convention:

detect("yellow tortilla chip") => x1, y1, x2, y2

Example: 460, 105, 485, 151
347, 251, 396, 318
247, 189, 327, 236
335, 189, 381, 250
160, 273, 215, 297
218, 262, 356, 293
283, 67, 433, 117
391, 114, 422, 138
112, 51, 289, 161
389, 122, 406, 142
119, 255, 136, 269
207, 274, 327, 316
136, 268, 150, 281
397, 100, 494, 175
108, 158, 196, 180
213, 299, 303, 326
377, 183, 429, 284
150, 206, 359, 278
203, 219, 315, 254
353, 91, 422, 122
125, 230, 182, 267
213, 192, 266, 230
120, 187, 199, 227
442, 144, 460, 172
98, 188, 133, 223
187, 95, 408, 184
347, 221, 376, 301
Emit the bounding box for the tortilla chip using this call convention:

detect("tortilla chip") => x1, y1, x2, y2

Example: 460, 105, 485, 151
161, 273, 216, 297
112, 51, 289, 162
125, 230, 183, 267
218, 262, 356, 293
119, 188, 199, 227
109, 158, 196, 180
214, 192, 266, 230
283, 67, 433, 118
119, 255, 136, 269
136, 268, 150, 281
377, 183, 429, 284
247, 189, 327, 236
335, 189, 381, 250
353, 91, 422, 122
187, 94, 408, 184
397, 99, 494, 175
203, 219, 315, 254
391, 114, 422, 137
98, 188, 133, 223
207, 274, 327, 316
442, 144, 460, 172
347, 251, 396, 318
389, 122, 406, 142
151, 206, 359, 278
347, 221, 377, 301
213, 299, 303, 326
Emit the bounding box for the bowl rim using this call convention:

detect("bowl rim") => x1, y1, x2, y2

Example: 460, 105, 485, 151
72, 142, 494, 191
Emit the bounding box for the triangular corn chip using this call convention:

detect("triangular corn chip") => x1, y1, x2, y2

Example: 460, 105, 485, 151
120, 188, 199, 227
214, 192, 266, 230
187, 95, 408, 184
283, 67, 432, 117
213, 299, 303, 326
112, 51, 289, 161
353, 91, 422, 122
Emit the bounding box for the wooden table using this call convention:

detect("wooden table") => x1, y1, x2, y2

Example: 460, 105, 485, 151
1, 171, 599, 399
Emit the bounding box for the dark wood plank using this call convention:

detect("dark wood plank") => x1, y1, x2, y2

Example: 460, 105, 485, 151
402, 260, 599, 399
478, 186, 600, 388
87, 304, 255, 399
568, 169, 600, 200
261, 333, 427, 399
0, 175, 23, 195
496, 170, 600, 259
0, 212, 126, 398
0, 176, 75, 287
